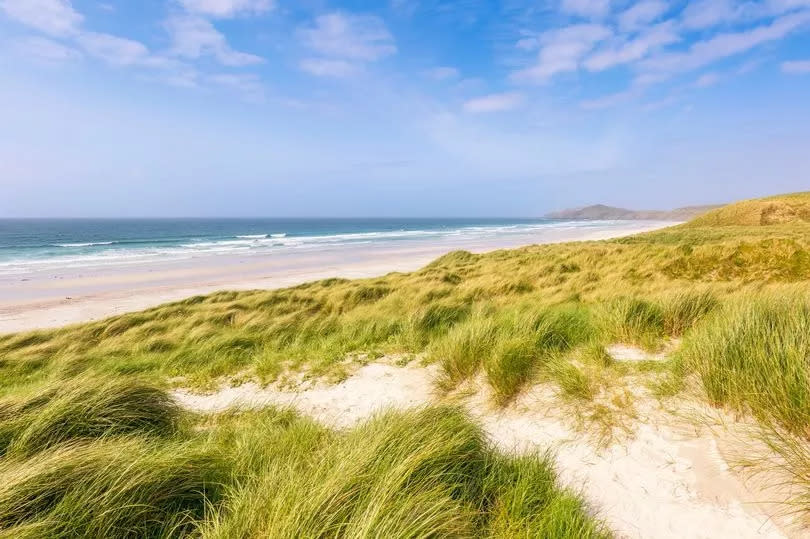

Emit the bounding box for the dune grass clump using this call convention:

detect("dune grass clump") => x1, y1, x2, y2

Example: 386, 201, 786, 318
486, 335, 538, 405
203, 406, 608, 539
0, 380, 607, 539
432, 315, 498, 390
600, 297, 665, 349
0, 438, 225, 538
661, 290, 718, 336
431, 303, 597, 401
679, 296, 810, 434
0, 377, 180, 457
484, 453, 607, 537
484, 304, 596, 403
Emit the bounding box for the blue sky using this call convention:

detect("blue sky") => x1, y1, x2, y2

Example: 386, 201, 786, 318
1, 0, 809, 217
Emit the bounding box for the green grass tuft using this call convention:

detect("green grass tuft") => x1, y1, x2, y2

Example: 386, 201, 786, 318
678, 296, 810, 434
0, 377, 180, 457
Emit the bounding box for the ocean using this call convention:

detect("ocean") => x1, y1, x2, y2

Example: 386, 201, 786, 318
0, 217, 633, 275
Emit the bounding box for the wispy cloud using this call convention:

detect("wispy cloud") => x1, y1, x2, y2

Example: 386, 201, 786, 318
681, 0, 739, 29
781, 59, 810, 73
297, 12, 396, 77
426, 66, 459, 80
640, 11, 810, 77
298, 13, 396, 61
463, 92, 524, 113
584, 21, 679, 71
0, 0, 83, 36
299, 58, 359, 77
77, 32, 152, 66
512, 24, 611, 83
618, 1, 669, 31
580, 88, 639, 109
12, 35, 82, 61
165, 14, 263, 66
560, 0, 612, 19
177, 0, 274, 18
694, 72, 721, 87
207, 72, 264, 101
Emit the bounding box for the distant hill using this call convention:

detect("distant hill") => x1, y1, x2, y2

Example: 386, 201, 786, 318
684, 192, 810, 227
545, 203, 721, 221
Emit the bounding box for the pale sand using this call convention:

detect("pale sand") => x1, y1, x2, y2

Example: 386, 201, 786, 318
173, 358, 802, 539
0, 221, 668, 334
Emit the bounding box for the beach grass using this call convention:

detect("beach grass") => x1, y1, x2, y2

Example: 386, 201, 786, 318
0, 375, 608, 538
1, 192, 810, 534
2, 219, 808, 394
1, 196, 809, 415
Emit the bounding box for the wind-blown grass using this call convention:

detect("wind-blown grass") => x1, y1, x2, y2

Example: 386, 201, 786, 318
0, 376, 180, 457
678, 296, 810, 434
2, 192, 810, 533
0, 438, 224, 538
0, 195, 808, 396
0, 379, 608, 538
202, 406, 608, 539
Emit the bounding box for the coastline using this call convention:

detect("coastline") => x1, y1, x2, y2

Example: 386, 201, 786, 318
0, 221, 672, 334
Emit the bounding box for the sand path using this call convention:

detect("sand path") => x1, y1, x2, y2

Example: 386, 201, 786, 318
173, 361, 801, 539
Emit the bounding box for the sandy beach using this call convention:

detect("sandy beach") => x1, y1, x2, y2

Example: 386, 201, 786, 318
0, 221, 670, 334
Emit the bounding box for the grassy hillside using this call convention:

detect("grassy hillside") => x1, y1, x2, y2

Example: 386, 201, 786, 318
2, 191, 810, 536
545, 203, 721, 221
685, 191, 810, 227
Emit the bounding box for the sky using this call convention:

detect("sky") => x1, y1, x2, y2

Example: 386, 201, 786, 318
1, 0, 809, 217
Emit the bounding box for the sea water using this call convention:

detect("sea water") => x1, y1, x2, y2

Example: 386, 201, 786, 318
0, 217, 642, 275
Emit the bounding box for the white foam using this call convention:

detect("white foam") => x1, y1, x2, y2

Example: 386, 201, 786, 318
0, 221, 672, 275
54, 241, 114, 248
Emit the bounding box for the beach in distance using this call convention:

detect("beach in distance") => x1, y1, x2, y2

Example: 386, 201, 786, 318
0, 218, 669, 333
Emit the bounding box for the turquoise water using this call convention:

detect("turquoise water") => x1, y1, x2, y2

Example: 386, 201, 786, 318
0, 217, 626, 274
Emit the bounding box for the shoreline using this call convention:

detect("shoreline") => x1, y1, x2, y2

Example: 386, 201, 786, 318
0, 221, 672, 334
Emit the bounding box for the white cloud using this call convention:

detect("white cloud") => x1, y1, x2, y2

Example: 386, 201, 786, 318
0, 0, 83, 36
13, 36, 82, 61
632, 71, 669, 86
208, 73, 264, 101
77, 32, 150, 65
298, 13, 396, 61
781, 59, 810, 73
165, 14, 263, 66
681, 0, 810, 29
165, 68, 200, 88
516, 36, 539, 50
77, 31, 180, 70
178, 0, 273, 18
299, 58, 358, 77
694, 72, 721, 87
681, 0, 738, 29
618, 1, 668, 31
580, 88, 638, 109
560, 0, 611, 19
390, 0, 418, 17
426, 66, 459, 80
766, 0, 810, 12
584, 22, 678, 71
512, 24, 611, 82
463, 92, 524, 113
642, 10, 810, 76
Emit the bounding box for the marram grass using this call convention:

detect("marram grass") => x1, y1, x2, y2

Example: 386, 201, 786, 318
1, 192, 810, 534
0, 377, 609, 538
